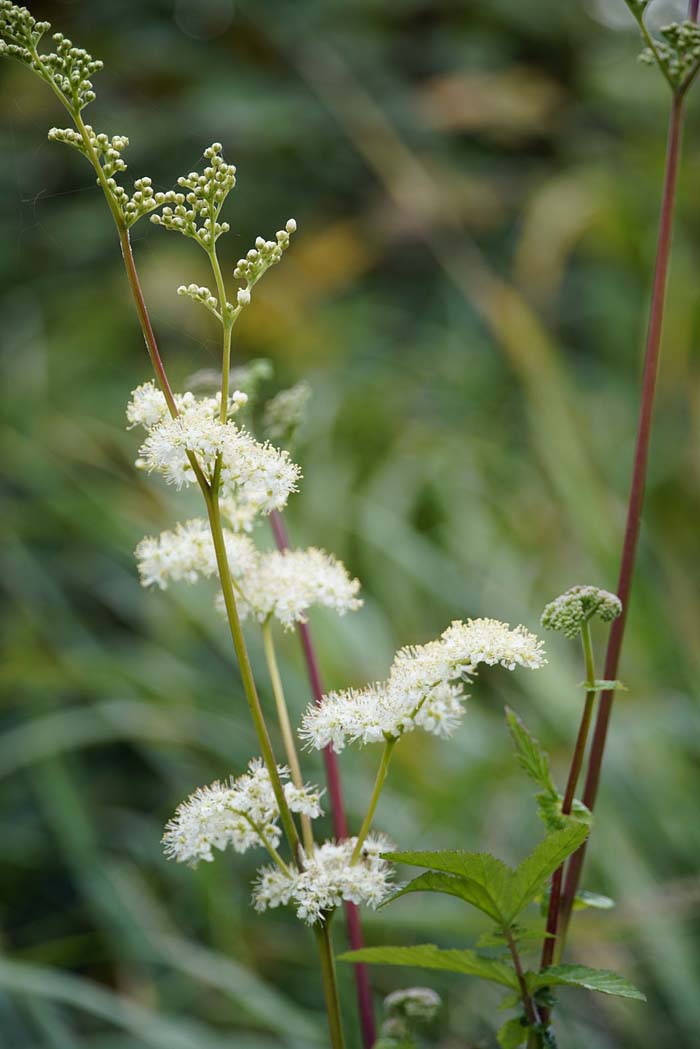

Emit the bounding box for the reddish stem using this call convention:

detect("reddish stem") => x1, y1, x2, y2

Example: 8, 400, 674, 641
558, 89, 686, 946
539, 691, 595, 974
269, 510, 376, 1049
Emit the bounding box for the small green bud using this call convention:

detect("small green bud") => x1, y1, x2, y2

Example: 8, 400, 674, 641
383, 986, 442, 1024
262, 380, 311, 446
541, 585, 622, 639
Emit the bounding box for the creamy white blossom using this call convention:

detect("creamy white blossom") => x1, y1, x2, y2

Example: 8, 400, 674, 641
136, 518, 362, 627
232, 547, 362, 630
135, 519, 257, 590
301, 618, 546, 751
253, 834, 394, 925
162, 759, 323, 867
127, 382, 301, 516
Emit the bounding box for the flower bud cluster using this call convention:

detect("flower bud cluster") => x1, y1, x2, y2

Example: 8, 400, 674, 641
262, 380, 311, 445
0, 2, 49, 62
48, 125, 158, 227
640, 21, 700, 87
301, 618, 545, 751
541, 585, 622, 639
233, 219, 297, 287
151, 143, 236, 247
253, 834, 394, 925
177, 283, 221, 320
163, 759, 323, 867
1, 6, 101, 110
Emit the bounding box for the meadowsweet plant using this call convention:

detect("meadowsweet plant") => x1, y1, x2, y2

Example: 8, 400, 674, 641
1, 2, 694, 1047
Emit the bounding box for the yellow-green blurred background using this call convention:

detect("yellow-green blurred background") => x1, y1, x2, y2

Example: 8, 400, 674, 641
2, 1, 700, 1046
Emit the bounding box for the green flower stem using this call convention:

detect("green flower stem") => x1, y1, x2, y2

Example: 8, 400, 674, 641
204, 488, 302, 864
314, 917, 346, 1049
539, 620, 597, 983
207, 244, 237, 421
244, 814, 292, 876
261, 618, 315, 855
351, 738, 396, 864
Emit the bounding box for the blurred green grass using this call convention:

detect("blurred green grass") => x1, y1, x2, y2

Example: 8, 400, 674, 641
1, 0, 700, 1046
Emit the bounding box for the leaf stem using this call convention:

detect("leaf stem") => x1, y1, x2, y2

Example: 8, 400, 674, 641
261, 618, 315, 855
314, 918, 346, 1049
504, 927, 539, 1033
539, 622, 596, 987
351, 738, 396, 864
559, 83, 688, 948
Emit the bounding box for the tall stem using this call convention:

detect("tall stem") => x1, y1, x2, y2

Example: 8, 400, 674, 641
261, 619, 315, 854
269, 510, 376, 1048
539, 623, 596, 983
314, 919, 346, 1049
559, 88, 687, 946
351, 739, 396, 864
205, 492, 302, 862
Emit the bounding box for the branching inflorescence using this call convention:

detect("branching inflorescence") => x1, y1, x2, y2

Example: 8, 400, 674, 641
1, 1, 686, 1047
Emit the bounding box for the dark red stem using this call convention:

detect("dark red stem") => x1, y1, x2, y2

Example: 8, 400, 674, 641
558, 89, 686, 945
269, 510, 376, 1048
539, 691, 595, 980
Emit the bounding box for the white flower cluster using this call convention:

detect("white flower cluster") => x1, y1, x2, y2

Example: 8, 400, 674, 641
126, 382, 299, 517
163, 759, 323, 867
253, 834, 394, 925
0, 5, 101, 110
134, 516, 361, 628
231, 546, 362, 630
301, 618, 546, 751
151, 142, 236, 247
541, 585, 622, 639
135, 519, 257, 590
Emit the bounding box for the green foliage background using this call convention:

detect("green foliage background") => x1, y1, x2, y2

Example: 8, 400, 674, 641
1, 1, 700, 1046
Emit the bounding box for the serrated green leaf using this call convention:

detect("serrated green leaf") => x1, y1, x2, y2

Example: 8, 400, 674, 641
338, 945, 519, 990
532, 964, 646, 1000
387, 825, 589, 926
506, 823, 589, 921
385, 850, 513, 922
497, 1017, 528, 1049
505, 707, 557, 794
385, 870, 504, 923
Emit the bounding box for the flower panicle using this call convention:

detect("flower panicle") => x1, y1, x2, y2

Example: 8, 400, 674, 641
253, 833, 395, 925
162, 759, 323, 868
301, 618, 546, 752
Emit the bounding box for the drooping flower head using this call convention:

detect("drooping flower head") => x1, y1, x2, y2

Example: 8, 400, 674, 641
300, 618, 546, 752
253, 834, 395, 925
541, 585, 622, 640
162, 759, 323, 867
